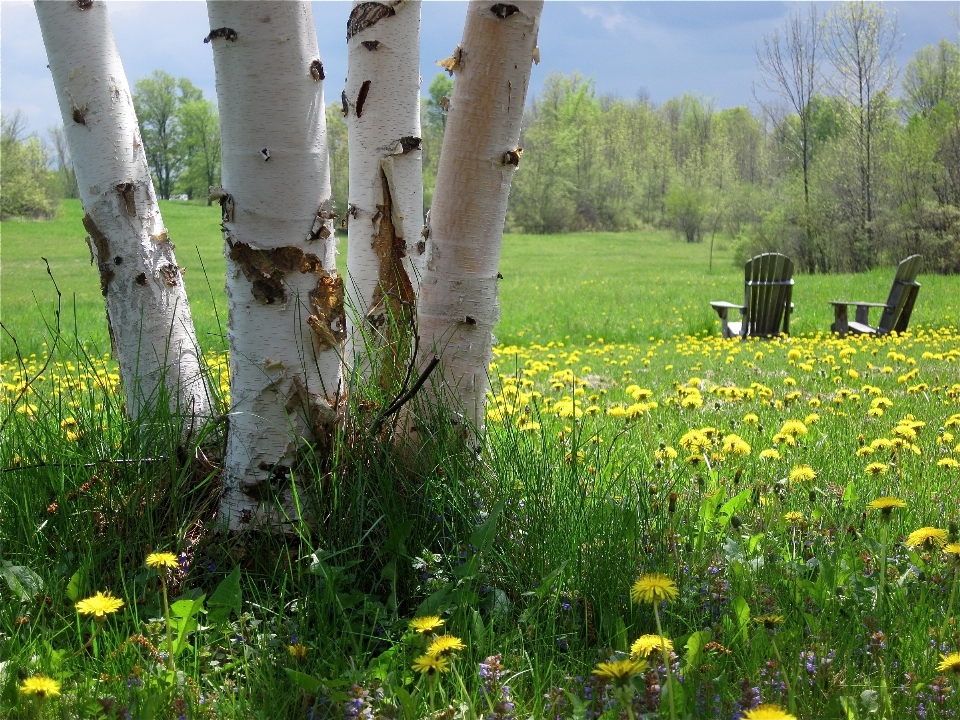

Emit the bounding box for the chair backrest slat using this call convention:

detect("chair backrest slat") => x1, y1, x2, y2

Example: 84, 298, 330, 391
743, 253, 793, 337
878, 255, 922, 333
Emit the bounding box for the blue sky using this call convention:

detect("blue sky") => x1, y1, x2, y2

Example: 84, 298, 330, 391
2, 1, 957, 139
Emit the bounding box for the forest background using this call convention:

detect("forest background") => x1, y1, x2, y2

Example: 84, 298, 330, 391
3, 3, 959, 275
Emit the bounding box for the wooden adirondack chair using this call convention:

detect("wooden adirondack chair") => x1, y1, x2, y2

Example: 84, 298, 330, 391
710, 253, 795, 339
829, 255, 922, 337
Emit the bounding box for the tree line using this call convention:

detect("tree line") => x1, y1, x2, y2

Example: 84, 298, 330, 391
506, 4, 960, 273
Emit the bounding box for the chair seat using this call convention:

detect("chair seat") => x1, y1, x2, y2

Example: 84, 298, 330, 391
846, 321, 877, 335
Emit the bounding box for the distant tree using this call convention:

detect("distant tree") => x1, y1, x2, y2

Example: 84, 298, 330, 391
755, 6, 822, 270
422, 73, 453, 209
47, 124, 79, 199
133, 70, 182, 200
326, 104, 349, 219
0, 112, 59, 219
824, 0, 902, 267
174, 97, 220, 200
902, 40, 960, 118
665, 183, 706, 243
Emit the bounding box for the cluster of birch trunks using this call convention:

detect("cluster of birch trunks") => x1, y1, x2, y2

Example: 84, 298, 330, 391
35, 0, 543, 529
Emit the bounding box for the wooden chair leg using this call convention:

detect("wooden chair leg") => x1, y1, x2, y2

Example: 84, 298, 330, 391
832, 305, 849, 336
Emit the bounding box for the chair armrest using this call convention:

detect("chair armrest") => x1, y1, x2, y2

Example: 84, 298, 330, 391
828, 301, 887, 308
710, 301, 746, 312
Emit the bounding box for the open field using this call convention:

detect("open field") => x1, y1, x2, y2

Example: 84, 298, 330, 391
2, 200, 957, 360
2, 202, 960, 719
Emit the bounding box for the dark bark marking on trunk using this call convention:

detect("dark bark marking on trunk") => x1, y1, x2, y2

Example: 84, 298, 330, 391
490, 4, 520, 19
115, 182, 136, 216
437, 46, 462, 76
355, 81, 372, 118
227, 241, 325, 305
204, 27, 238, 43
501, 148, 523, 166
361, 40, 381, 51
341, 90, 349, 117
82, 213, 114, 297
72, 105, 87, 125
347, 2, 396, 41
394, 136, 422, 154
369, 170, 415, 330
307, 276, 346, 349
310, 59, 325, 81
135, 273, 147, 286
158, 264, 180, 287
77, 0, 93, 10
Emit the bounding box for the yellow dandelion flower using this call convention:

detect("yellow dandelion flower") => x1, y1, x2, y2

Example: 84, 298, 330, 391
864, 462, 888, 477
755, 615, 785, 629
742, 704, 797, 720
759, 448, 782, 461
145, 552, 179, 570
592, 658, 649, 686
943, 544, 960, 564
409, 615, 444, 634
630, 573, 679, 604
938, 458, 960, 469
907, 527, 948, 550
426, 635, 465, 657
856, 446, 876, 457
780, 420, 808, 436
19, 674, 61, 698
867, 497, 907, 518
936, 652, 960, 674
630, 634, 673, 659
789, 464, 817, 483
288, 643, 308, 661
783, 511, 806, 526
722, 434, 751, 456
76, 591, 124, 619
743, 413, 760, 425
412, 654, 451, 674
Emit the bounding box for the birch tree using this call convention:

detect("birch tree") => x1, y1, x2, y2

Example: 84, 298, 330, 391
415, 0, 543, 436
206, 1, 342, 529
343, 0, 424, 386
35, 0, 210, 425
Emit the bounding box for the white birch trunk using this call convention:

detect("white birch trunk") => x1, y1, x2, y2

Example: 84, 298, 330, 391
415, 0, 542, 436
344, 1, 423, 379
35, 0, 210, 426
206, 1, 341, 530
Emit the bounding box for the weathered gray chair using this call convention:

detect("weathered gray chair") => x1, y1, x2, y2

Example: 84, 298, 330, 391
710, 253, 795, 339
829, 255, 922, 337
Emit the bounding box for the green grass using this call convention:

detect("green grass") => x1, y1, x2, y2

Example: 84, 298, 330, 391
2, 203, 960, 719
3, 200, 957, 359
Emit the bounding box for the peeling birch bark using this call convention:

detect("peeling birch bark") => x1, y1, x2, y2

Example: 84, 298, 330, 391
35, 0, 210, 426
415, 0, 543, 437
344, 0, 423, 382
207, 1, 341, 530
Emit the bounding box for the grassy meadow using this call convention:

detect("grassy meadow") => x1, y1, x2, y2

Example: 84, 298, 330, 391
2, 201, 960, 719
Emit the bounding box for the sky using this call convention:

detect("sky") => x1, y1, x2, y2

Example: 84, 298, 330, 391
2, 1, 958, 140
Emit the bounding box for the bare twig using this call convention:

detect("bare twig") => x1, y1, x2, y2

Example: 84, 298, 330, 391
368, 354, 440, 436
2, 457, 169, 473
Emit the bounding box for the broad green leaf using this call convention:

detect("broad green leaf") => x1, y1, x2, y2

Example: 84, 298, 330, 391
394, 686, 417, 720
683, 629, 712, 675
206, 566, 241, 625
1, 561, 42, 602
842, 481, 857, 510
66, 570, 82, 603
285, 668, 322, 694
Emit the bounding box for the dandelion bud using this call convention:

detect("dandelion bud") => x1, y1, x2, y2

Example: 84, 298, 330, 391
734, 468, 743, 485
731, 515, 743, 530
668, 492, 678, 514
858, 434, 866, 446
808, 489, 817, 504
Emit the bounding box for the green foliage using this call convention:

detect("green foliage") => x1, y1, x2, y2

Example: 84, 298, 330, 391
132, 71, 220, 200
0, 114, 60, 220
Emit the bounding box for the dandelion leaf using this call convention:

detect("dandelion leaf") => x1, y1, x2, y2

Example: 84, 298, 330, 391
0, 561, 42, 602
207, 566, 242, 625
284, 668, 323, 695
